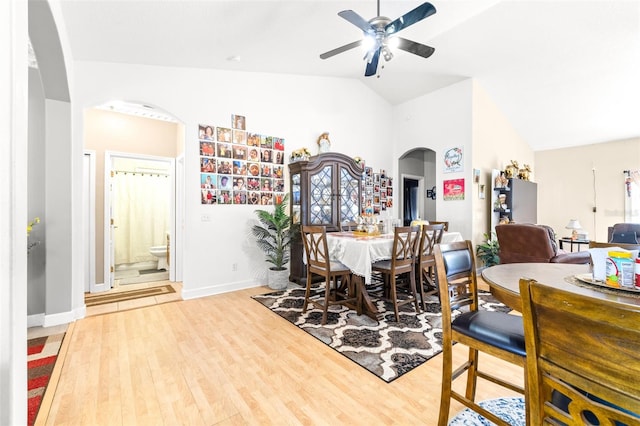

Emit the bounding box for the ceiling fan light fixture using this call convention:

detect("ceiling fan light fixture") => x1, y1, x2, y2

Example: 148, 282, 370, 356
362, 34, 376, 52
382, 46, 393, 62
320, 1, 436, 77
386, 36, 400, 50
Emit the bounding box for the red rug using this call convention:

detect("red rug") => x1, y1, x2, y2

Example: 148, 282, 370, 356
27, 333, 65, 426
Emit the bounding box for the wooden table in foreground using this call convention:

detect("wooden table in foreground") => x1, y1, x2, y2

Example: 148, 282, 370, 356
481, 263, 640, 312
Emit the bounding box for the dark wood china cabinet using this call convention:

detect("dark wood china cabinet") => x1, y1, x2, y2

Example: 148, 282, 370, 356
288, 152, 363, 283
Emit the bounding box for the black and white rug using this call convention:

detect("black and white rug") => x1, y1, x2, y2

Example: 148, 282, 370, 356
252, 286, 510, 383
448, 397, 525, 425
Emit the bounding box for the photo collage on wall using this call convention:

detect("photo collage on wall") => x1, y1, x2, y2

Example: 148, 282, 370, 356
362, 166, 393, 215
199, 115, 285, 205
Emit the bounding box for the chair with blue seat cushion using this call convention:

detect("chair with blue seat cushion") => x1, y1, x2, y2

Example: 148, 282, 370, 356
434, 240, 526, 426
301, 225, 356, 325
611, 231, 639, 244
519, 278, 640, 426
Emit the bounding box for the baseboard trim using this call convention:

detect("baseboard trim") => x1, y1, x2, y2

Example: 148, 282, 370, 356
27, 313, 45, 328
181, 279, 259, 300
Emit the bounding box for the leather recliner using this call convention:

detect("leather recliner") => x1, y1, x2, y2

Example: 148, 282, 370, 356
495, 223, 591, 264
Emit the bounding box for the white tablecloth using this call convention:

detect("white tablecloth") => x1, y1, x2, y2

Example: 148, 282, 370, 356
325, 231, 464, 284
326, 233, 394, 284
441, 231, 463, 244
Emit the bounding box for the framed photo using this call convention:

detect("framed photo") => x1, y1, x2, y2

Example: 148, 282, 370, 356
479, 184, 486, 199
443, 147, 463, 173
232, 114, 246, 130
473, 168, 480, 184
443, 178, 465, 201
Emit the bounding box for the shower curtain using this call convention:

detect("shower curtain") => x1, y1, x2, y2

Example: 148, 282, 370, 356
113, 171, 170, 265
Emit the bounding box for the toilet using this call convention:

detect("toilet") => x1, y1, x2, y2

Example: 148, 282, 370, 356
149, 245, 168, 271
149, 232, 170, 271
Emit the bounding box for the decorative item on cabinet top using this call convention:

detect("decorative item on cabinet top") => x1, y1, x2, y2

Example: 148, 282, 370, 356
503, 160, 532, 182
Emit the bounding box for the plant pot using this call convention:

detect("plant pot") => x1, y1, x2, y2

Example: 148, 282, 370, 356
268, 267, 290, 290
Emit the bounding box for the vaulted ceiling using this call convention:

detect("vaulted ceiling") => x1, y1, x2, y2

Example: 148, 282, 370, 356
56, 0, 640, 151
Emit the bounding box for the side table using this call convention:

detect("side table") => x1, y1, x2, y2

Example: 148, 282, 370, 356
558, 237, 590, 252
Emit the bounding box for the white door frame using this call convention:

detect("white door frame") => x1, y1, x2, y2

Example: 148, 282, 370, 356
83, 150, 97, 293
104, 151, 177, 288
174, 154, 185, 282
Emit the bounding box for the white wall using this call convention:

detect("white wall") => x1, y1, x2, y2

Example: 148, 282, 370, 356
1, 0, 28, 423
393, 80, 474, 239
28, 67, 47, 315
472, 81, 534, 243
536, 137, 640, 242
72, 61, 393, 298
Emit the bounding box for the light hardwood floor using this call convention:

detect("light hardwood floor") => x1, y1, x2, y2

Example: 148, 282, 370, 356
42, 284, 523, 425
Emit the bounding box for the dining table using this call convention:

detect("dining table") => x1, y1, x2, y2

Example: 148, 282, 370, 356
325, 230, 464, 318
481, 262, 640, 312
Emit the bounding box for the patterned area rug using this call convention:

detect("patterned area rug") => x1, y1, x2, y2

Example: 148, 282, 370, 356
252, 286, 510, 383
84, 284, 175, 307
448, 397, 526, 425
28, 333, 65, 426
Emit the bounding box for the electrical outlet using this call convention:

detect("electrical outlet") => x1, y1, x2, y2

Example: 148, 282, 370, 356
201, 214, 211, 222
232, 263, 238, 271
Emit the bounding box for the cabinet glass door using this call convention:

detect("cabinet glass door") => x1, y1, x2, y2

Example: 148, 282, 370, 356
310, 165, 333, 224
291, 173, 301, 224
340, 167, 360, 223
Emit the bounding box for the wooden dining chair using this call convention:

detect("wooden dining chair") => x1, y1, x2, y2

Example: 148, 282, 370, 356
519, 278, 640, 425
434, 240, 526, 426
416, 223, 445, 310
371, 225, 421, 322
339, 220, 358, 232
301, 225, 357, 325
429, 220, 449, 232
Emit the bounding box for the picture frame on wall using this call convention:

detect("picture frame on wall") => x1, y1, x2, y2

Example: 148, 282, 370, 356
443, 178, 465, 201
198, 120, 284, 206
473, 168, 480, 184
443, 146, 463, 173
232, 114, 246, 130
479, 184, 486, 199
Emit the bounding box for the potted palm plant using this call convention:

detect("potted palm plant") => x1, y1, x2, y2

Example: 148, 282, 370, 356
251, 194, 292, 289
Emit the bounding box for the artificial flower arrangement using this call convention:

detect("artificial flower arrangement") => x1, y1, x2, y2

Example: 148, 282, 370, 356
290, 147, 311, 162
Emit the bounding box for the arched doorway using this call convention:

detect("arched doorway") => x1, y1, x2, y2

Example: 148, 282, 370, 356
83, 101, 185, 292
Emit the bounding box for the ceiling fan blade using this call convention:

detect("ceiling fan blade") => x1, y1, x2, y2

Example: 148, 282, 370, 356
396, 37, 435, 58
364, 48, 381, 77
338, 10, 374, 33
320, 40, 363, 60
385, 2, 436, 35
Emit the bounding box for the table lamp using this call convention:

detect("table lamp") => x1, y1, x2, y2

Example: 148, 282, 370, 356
565, 219, 582, 240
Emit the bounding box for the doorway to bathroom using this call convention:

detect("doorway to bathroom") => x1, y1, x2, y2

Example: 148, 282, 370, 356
106, 153, 175, 287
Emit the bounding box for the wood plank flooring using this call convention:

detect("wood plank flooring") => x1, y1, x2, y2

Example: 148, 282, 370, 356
43, 285, 523, 425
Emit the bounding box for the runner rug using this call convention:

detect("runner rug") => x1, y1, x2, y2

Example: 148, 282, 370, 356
28, 333, 65, 426
252, 287, 510, 383
84, 284, 175, 307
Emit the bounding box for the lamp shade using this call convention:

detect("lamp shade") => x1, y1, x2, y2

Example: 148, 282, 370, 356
565, 219, 582, 230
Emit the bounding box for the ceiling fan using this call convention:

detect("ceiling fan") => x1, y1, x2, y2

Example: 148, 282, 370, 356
320, 1, 437, 77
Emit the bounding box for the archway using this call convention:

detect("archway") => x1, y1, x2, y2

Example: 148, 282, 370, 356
83, 100, 185, 292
